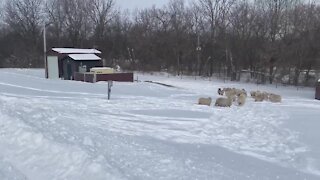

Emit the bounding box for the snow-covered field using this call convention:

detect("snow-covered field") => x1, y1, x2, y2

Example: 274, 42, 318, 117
0, 69, 319, 180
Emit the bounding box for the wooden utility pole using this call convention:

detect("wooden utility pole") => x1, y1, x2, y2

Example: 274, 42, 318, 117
196, 34, 202, 76
43, 23, 48, 79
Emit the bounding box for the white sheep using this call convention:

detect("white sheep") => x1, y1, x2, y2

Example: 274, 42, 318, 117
262, 91, 270, 101
224, 88, 237, 101
250, 91, 257, 97
198, 97, 212, 106
237, 94, 247, 106
254, 92, 265, 102
215, 97, 232, 107
235, 89, 245, 96
223, 87, 232, 92
269, 94, 282, 103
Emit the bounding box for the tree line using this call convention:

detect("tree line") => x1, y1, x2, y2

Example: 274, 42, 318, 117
0, 0, 320, 86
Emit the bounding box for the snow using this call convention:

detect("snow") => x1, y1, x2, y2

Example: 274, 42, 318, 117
0, 69, 320, 180
91, 67, 114, 70
52, 48, 101, 54
68, 54, 102, 61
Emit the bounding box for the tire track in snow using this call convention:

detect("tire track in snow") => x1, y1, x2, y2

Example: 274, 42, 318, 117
0, 96, 123, 180
1, 69, 319, 179
0, 82, 107, 97
0, 95, 228, 179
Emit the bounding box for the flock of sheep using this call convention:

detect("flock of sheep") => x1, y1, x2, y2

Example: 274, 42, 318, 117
198, 88, 282, 107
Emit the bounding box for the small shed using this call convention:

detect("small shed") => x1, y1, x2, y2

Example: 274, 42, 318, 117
316, 79, 320, 100
46, 48, 102, 79
62, 54, 102, 80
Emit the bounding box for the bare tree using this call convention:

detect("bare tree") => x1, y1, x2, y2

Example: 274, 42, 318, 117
0, 0, 320, 86
60, 0, 93, 47
199, 0, 235, 77
90, 0, 115, 43
45, 0, 67, 47
4, 0, 44, 67
170, 0, 187, 75
189, 3, 206, 75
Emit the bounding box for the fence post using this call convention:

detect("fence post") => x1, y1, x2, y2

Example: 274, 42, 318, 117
108, 80, 113, 100
93, 73, 97, 83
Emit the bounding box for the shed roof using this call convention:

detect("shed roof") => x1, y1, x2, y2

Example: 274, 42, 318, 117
68, 54, 102, 61
52, 48, 101, 54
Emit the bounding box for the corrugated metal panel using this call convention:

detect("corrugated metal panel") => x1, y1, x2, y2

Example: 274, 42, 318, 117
74, 73, 85, 82
96, 73, 134, 82
84, 74, 95, 83
74, 73, 134, 83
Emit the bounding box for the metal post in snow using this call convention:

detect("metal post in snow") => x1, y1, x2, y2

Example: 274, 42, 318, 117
93, 73, 97, 83
108, 80, 113, 100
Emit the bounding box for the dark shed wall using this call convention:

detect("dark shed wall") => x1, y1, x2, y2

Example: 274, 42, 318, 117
316, 82, 320, 100
62, 57, 102, 80
74, 60, 103, 72
62, 58, 76, 80
74, 72, 134, 83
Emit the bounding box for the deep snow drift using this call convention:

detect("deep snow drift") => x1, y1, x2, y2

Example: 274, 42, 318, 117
0, 69, 319, 180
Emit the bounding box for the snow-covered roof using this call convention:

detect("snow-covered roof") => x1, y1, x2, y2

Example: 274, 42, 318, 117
52, 48, 101, 54
91, 67, 113, 70
68, 54, 102, 61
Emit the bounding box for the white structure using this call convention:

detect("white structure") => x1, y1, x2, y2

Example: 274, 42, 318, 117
47, 56, 59, 79
90, 67, 114, 74
68, 54, 101, 61
52, 48, 101, 54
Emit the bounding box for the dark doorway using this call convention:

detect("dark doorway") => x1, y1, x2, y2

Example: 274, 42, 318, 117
67, 63, 72, 80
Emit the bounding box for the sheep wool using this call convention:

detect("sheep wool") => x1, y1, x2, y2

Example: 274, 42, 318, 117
254, 92, 265, 102
237, 94, 246, 106
269, 94, 282, 103
198, 97, 212, 106
215, 97, 232, 107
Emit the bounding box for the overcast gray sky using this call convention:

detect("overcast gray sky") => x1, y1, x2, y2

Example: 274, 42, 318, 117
116, 0, 170, 10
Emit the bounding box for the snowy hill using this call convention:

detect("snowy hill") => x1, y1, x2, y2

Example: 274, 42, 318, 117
0, 69, 319, 180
